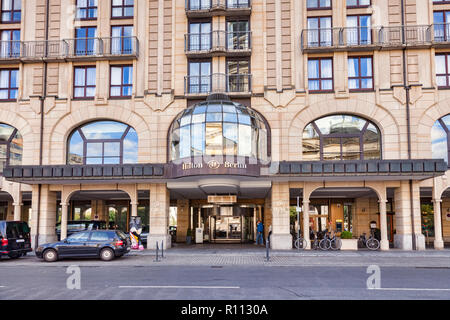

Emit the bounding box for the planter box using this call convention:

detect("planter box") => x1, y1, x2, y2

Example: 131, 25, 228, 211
341, 239, 358, 251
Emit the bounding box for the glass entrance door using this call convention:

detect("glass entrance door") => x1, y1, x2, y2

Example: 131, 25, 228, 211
212, 216, 242, 242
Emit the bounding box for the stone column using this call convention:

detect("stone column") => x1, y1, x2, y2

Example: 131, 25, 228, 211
60, 202, 69, 240
433, 199, 444, 250
176, 199, 189, 243
379, 199, 389, 251
31, 185, 57, 248
131, 202, 138, 217
394, 181, 425, 250
303, 199, 311, 250
13, 202, 22, 221
147, 184, 171, 249
270, 182, 292, 250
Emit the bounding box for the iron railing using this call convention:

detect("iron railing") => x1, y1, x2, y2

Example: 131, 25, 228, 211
1, 37, 139, 60
185, 0, 251, 11
184, 31, 251, 53
0, 41, 21, 59
184, 73, 252, 95
301, 25, 434, 51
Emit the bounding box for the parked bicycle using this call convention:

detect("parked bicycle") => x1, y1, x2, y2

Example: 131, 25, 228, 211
293, 233, 307, 250
329, 230, 342, 251
358, 230, 380, 250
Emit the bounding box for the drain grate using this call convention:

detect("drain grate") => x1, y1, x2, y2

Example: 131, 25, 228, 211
211, 266, 223, 269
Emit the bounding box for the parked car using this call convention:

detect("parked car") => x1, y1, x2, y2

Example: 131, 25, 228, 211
35, 230, 131, 262
55, 220, 115, 240
0, 221, 32, 260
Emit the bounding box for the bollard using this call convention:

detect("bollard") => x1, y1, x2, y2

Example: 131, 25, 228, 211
161, 240, 164, 258
154, 241, 160, 262
265, 238, 270, 262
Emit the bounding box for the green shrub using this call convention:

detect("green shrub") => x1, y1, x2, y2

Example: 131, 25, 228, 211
340, 231, 353, 239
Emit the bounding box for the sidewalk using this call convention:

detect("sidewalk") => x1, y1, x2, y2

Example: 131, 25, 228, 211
15, 243, 450, 267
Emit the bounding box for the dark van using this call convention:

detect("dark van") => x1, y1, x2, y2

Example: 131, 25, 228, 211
0, 221, 32, 259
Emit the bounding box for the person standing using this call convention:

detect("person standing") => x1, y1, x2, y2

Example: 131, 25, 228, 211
256, 220, 264, 245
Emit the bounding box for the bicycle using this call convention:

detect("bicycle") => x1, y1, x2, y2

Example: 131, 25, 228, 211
329, 230, 342, 251
293, 233, 307, 250
319, 230, 331, 251
358, 230, 380, 251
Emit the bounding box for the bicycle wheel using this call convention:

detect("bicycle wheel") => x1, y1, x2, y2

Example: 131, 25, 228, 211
294, 238, 307, 250
319, 239, 331, 251
366, 238, 380, 251
330, 238, 342, 251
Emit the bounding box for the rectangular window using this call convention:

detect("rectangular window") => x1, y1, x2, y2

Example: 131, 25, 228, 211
227, 59, 250, 92
307, 16, 332, 47
188, 0, 211, 10
307, 0, 331, 9
434, 11, 450, 42
227, 0, 250, 9
348, 56, 373, 91
110, 65, 133, 98
76, 0, 97, 19
227, 20, 250, 50
308, 58, 333, 92
347, 0, 370, 8
75, 27, 97, 56
111, 25, 133, 55
0, 69, 18, 101
74, 66, 96, 99
347, 15, 371, 45
435, 54, 450, 88
188, 61, 211, 94
188, 22, 211, 51
1, 0, 21, 23
111, 0, 133, 18
0, 29, 20, 58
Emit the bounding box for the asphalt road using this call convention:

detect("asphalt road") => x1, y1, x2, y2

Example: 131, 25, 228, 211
1, 260, 450, 300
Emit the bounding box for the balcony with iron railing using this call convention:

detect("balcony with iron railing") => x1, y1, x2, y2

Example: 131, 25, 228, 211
0, 41, 22, 63
184, 31, 251, 57
0, 37, 139, 62
184, 73, 252, 97
301, 25, 433, 52
65, 37, 139, 60
185, 0, 251, 17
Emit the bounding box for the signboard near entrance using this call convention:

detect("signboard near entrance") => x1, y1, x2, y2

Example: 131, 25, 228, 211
208, 195, 237, 204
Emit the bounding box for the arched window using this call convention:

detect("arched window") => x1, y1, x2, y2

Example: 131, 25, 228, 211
432, 115, 450, 166
0, 123, 22, 173
67, 120, 138, 165
302, 114, 381, 161
169, 100, 270, 161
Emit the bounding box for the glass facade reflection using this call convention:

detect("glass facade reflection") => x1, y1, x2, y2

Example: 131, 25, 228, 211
303, 114, 381, 161
0, 123, 22, 173
169, 100, 269, 161
67, 120, 138, 165
432, 114, 450, 166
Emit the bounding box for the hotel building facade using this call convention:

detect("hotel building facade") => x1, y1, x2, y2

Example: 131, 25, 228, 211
1, 0, 450, 251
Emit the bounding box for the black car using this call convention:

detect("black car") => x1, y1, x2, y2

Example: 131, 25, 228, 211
55, 220, 115, 240
0, 221, 32, 259
35, 230, 130, 262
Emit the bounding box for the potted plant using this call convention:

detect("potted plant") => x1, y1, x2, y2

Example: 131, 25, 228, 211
186, 229, 193, 245
340, 231, 358, 250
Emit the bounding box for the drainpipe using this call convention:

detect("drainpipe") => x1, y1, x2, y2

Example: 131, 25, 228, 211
35, 0, 50, 250
400, 0, 417, 250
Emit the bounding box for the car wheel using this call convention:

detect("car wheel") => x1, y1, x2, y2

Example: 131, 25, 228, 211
43, 249, 58, 262
100, 248, 115, 261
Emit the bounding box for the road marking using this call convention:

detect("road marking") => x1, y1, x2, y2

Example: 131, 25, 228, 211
369, 288, 450, 291
119, 285, 240, 289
